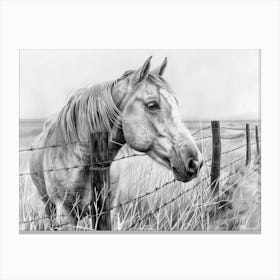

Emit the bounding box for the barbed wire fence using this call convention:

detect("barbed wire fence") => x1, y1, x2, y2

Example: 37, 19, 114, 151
19, 121, 261, 230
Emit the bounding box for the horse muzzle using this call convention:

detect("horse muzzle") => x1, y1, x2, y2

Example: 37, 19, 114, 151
172, 157, 203, 182
171, 142, 204, 182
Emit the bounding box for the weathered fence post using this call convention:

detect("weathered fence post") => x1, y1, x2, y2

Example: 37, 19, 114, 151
246, 123, 251, 165
211, 121, 221, 196
89, 132, 111, 230
255, 125, 260, 155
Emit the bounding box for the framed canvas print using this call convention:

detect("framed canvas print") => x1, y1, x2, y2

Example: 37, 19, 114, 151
19, 49, 261, 232
1, 0, 280, 280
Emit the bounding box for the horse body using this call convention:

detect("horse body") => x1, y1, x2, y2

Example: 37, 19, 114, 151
29, 57, 203, 228
30, 110, 122, 226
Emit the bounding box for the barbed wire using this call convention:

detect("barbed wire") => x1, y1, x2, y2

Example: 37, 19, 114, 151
195, 133, 258, 141
19, 139, 127, 153
19, 122, 261, 229
21, 135, 215, 152
221, 126, 261, 131
125, 156, 260, 230
19, 145, 259, 221
189, 129, 260, 142
221, 140, 258, 156
19, 124, 260, 153
126, 175, 211, 230
221, 144, 247, 155
23, 139, 256, 177
191, 126, 211, 136
182, 167, 260, 212
19, 164, 91, 177
19, 139, 258, 176
20, 153, 260, 228
89, 157, 260, 229
221, 134, 245, 140
19, 141, 89, 153
220, 155, 245, 171
194, 135, 212, 141
19, 153, 147, 177
19, 178, 177, 224
110, 179, 176, 211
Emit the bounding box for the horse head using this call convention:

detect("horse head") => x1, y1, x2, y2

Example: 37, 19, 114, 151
112, 57, 203, 182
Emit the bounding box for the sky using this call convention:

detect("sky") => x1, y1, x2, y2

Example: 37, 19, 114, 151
20, 49, 260, 120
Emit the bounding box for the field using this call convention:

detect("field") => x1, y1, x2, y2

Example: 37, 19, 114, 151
19, 119, 261, 231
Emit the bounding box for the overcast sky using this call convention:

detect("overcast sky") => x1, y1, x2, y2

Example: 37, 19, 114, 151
20, 49, 260, 120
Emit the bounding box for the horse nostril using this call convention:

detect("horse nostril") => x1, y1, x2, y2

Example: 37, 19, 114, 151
187, 158, 200, 174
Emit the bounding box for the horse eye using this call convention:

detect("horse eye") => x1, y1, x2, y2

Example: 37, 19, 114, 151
146, 102, 160, 111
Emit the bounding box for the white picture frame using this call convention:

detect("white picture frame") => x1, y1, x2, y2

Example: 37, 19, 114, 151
0, 0, 279, 279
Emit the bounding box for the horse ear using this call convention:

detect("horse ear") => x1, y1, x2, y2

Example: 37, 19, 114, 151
133, 56, 152, 83
150, 57, 167, 76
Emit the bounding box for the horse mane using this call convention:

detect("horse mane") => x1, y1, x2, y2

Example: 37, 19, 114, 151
55, 80, 121, 143
52, 73, 173, 144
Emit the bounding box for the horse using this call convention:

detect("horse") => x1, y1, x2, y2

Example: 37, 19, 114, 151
29, 57, 203, 229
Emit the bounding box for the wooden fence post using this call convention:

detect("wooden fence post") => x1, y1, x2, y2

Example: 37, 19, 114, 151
246, 123, 251, 165
255, 125, 260, 155
89, 132, 111, 230
211, 121, 221, 196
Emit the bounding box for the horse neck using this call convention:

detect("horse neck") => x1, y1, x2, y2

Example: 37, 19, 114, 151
106, 85, 134, 158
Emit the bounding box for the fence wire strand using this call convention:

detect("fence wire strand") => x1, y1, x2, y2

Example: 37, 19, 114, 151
19, 154, 147, 177
19, 179, 177, 225
19, 151, 260, 228
126, 154, 260, 230
19, 141, 89, 152
221, 134, 245, 140
19, 122, 261, 230
194, 135, 212, 141
221, 126, 261, 131
126, 175, 211, 230
19, 139, 127, 153
191, 126, 211, 136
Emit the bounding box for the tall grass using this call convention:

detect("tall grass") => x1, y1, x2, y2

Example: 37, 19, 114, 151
19, 121, 261, 231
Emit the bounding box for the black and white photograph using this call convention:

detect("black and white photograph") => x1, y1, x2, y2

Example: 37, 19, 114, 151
19, 50, 261, 232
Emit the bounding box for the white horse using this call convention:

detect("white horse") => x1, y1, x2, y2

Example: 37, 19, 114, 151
29, 57, 203, 228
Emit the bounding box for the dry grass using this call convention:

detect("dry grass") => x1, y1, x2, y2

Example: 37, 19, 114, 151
19, 121, 261, 231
